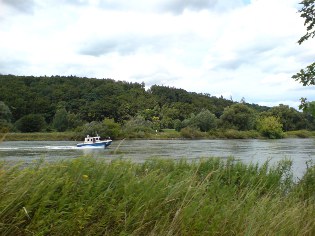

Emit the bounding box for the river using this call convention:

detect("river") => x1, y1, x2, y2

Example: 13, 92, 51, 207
0, 139, 314, 179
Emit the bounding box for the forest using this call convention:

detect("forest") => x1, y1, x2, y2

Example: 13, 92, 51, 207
0, 74, 314, 139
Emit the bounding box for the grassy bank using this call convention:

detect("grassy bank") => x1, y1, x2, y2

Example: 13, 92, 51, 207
284, 130, 315, 138
1, 157, 314, 235
0, 130, 260, 141
2, 129, 315, 141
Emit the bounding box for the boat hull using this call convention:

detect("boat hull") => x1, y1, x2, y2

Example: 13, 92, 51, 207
76, 140, 112, 148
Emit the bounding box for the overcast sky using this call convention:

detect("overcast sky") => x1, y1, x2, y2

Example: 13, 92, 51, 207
1, 0, 314, 109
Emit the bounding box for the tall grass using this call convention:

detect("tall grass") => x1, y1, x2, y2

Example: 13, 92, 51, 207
0, 157, 314, 235
285, 130, 315, 138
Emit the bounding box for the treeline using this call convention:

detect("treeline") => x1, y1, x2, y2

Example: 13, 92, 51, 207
0, 74, 314, 139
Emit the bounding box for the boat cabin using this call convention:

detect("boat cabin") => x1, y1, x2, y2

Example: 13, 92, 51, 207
85, 135, 100, 143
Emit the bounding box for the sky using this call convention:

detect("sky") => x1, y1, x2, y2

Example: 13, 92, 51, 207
1, 0, 314, 109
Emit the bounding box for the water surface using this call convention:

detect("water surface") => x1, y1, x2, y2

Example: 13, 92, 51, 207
0, 139, 314, 179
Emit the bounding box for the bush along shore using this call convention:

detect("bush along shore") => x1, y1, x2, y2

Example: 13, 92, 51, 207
1, 157, 315, 235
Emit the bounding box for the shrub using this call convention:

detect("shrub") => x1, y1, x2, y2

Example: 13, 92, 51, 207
256, 116, 284, 139
15, 114, 46, 132
76, 118, 121, 139
180, 126, 204, 138
122, 115, 153, 136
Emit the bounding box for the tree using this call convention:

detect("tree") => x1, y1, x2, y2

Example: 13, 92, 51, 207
297, 0, 315, 45
220, 103, 256, 131
52, 107, 69, 132
78, 121, 105, 138
0, 101, 13, 132
77, 118, 121, 139
179, 110, 218, 132
256, 116, 284, 139
67, 113, 85, 130
102, 118, 121, 138
174, 119, 182, 132
194, 109, 218, 132
292, 63, 315, 86
151, 116, 161, 131
292, 1, 315, 86
268, 104, 304, 131
297, 98, 315, 130
15, 114, 46, 132
123, 115, 153, 134
0, 101, 12, 122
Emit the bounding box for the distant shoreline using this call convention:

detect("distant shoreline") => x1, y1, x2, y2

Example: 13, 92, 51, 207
1, 130, 314, 141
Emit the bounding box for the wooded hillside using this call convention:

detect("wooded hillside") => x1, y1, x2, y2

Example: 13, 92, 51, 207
0, 74, 313, 136
0, 74, 240, 123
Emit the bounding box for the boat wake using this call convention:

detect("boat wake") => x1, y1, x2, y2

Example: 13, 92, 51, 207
45, 146, 77, 150
0, 146, 77, 151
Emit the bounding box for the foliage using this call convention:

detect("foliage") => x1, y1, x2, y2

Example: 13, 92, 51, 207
160, 104, 181, 128
1, 157, 315, 235
256, 116, 284, 139
173, 119, 182, 132
266, 104, 306, 131
0, 120, 14, 133
0, 75, 239, 129
297, 0, 315, 45
180, 126, 204, 138
102, 118, 121, 138
0, 101, 13, 132
292, 62, 315, 86
301, 99, 315, 116
52, 107, 69, 132
220, 103, 257, 130
285, 130, 315, 138
180, 110, 218, 132
193, 109, 218, 132
15, 114, 46, 132
122, 115, 153, 137
0, 101, 12, 122
77, 118, 121, 139
209, 129, 261, 139
292, 0, 315, 111
289, 98, 315, 130
67, 113, 85, 130
0, 75, 313, 134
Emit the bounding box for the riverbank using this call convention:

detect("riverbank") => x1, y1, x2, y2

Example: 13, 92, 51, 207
1, 129, 315, 141
1, 157, 314, 235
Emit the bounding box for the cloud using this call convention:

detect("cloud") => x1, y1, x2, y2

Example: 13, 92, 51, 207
2, 0, 35, 14
79, 31, 198, 57
159, 0, 218, 14
33, 0, 222, 14
0, 58, 28, 75
79, 35, 165, 56
0, 0, 314, 110
89, 0, 249, 14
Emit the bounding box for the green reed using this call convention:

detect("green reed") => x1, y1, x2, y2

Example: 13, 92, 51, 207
0, 157, 314, 235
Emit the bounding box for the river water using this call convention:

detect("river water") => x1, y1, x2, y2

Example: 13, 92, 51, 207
0, 139, 314, 179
